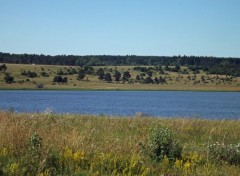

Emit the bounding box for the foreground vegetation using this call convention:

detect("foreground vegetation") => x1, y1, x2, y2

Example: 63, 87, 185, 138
1, 111, 240, 175
0, 63, 239, 91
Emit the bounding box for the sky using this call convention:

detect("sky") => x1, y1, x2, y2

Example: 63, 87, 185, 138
0, 0, 240, 57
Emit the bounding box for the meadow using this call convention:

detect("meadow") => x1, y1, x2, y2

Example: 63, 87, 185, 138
1, 111, 240, 175
0, 63, 239, 91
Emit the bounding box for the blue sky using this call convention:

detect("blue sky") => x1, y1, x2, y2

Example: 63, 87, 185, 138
0, 0, 240, 57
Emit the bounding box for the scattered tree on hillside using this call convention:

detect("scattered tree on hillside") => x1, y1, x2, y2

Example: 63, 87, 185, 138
159, 76, 167, 84
144, 77, 154, 84
57, 70, 64, 75
0, 64, 7, 72
1, 52, 240, 77
113, 70, 121, 82
4, 73, 14, 84
104, 73, 112, 82
96, 68, 105, 81
84, 65, 94, 75
77, 69, 85, 80
53, 75, 68, 83
136, 75, 141, 81
147, 71, 153, 77
122, 71, 131, 81
40, 71, 49, 77
21, 70, 38, 78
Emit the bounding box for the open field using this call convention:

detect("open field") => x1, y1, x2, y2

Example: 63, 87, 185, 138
0, 63, 240, 91
1, 112, 240, 175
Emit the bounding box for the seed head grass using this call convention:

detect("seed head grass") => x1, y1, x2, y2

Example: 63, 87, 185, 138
0, 112, 240, 175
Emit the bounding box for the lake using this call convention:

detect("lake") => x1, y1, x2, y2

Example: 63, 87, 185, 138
0, 90, 240, 119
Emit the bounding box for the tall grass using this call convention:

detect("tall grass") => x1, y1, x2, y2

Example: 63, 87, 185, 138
0, 112, 240, 175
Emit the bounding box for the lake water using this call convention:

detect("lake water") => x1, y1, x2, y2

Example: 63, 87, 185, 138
0, 90, 240, 119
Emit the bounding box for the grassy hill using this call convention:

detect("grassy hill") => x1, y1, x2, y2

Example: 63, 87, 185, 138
0, 63, 240, 91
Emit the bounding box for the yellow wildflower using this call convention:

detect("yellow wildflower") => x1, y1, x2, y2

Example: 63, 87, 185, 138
63, 147, 73, 160
9, 163, 19, 173
37, 169, 50, 176
174, 159, 183, 170
183, 160, 191, 174
73, 150, 85, 161
160, 155, 170, 172
0, 147, 7, 156
130, 155, 139, 169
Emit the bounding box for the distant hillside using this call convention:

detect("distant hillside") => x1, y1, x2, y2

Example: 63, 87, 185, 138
1, 52, 240, 76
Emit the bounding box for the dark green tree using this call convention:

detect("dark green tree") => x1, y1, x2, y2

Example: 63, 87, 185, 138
144, 77, 154, 84
53, 75, 68, 83
62, 77, 68, 83
53, 75, 63, 83
84, 65, 94, 75
165, 65, 170, 71
159, 76, 167, 84
0, 64, 7, 72
40, 71, 49, 77
147, 71, 153, 77
154, 77, 159, 84
96, 68, 105, 81
4, 73, 14, 84
123, 71, 131, 81
136, 75, 141, 81
77, 69, 85, 80
172, 65, 181, 72
104, 73, 112, 82
96, 68, 104, 75
113, 70, 121, 82
57, 70, 64, 75
21, 70, 38, 78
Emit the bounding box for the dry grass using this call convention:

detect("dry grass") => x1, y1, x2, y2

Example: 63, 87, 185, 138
0, 63, 239, 91
1, 112, 240, 153
1, 112, 240, 175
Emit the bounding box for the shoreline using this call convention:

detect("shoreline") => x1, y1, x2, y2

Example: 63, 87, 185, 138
0, 87, 240, 92
1, 111, 240, 121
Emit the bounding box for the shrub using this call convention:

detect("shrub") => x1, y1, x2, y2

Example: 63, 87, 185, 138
4, 73, 14, 84
145, 125, 182, 162
209, 142, 240, 165
40, 71, 49, 77
21, 70, 38, 78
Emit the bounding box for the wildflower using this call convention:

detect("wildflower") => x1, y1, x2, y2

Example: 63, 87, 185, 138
9, 163, 19, 173
130, 155, 139, 169
160, 155, 170, 172
73, 150, 85, 161
183, 160, 191, 174
0, 147, 7, 156
174, 159, 183, 170
63, 147, 73, 160
37, 170, 50, 176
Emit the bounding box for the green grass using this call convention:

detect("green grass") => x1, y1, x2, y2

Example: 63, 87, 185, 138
0, 63, 240, 91
1, 112, 240, 175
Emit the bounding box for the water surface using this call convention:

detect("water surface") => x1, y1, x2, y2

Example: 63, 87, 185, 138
0, 90, 239, 119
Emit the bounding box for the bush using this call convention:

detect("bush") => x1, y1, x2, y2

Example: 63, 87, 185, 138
53, 75, 68, 83
40, 71, 49, 77
209, 142, 240, 165
21, 70, 38, 78
145, 125, 182, 162
4, 73, 14, 84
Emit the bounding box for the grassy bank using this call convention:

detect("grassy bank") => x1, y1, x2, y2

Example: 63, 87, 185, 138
0, 64, 239, 91
1, 112, 240, 175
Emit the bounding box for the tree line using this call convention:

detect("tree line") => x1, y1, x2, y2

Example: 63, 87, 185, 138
1, 52, 240, 76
